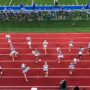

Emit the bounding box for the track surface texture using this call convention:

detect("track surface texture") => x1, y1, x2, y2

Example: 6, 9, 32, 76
0, 33, 90, 90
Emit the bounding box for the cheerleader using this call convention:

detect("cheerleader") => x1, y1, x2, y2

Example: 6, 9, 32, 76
69, 63, 75, 74
57, 48, 64, 63
72, 58, 78, 65
6, 34, 12, 44
77, 47, 84, 61
27, 37, 31, 48
43, 40, 48, 54
0, 64, 3, 76
43, 62, 48, 78
69, 39, 74, 52
32, 48, 41, 63
10, 48, 18, 61
21, 63, 30, 82
56, 47, 61, 54
87, 42, 90, 54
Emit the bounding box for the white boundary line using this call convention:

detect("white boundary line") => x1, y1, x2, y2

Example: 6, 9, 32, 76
0, 85, 90, 88
0, 42, 89, 44
9, 0, 13, 5
0, 60, 90, 62
2, 67, 90, 70
1, 76, 90, 78
0, 54, 89, 55
75, 0, 78, 5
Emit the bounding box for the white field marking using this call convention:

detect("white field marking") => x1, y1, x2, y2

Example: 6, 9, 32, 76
0, 54, 89, 55
2, 68, 90, 70
75, 0, 78, 5
0, 85, 90, 88
0, 48, 88, 49
1, 76, 90, 78
0, 37, 90, 39
1, 32, 90, 34
0, 42, 89, 44
9, 0, 13, 5
0, 60, 90, 62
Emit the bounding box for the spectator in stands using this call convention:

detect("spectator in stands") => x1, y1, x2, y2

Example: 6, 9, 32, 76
69, 39, 74, 52
21, 63, 30, 82
73, 86, 79, 90
43, 62, 48, 78
87, 42, 90, 54
32, 48, 41, 63
43, 40, 48, 54
59, 79, 67, 90
69, 63, 75, 74
54, 0, 58, 6
0, 64, 3, 76
77, 47, 84, 61
27, 37, 32, 48
56, 47, 64, 63
10, 48, 18, 61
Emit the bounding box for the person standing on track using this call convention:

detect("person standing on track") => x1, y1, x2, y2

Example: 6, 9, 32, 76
87, 42, 90, 54
56, 47, 64, 63
43, 40, 48, 54
21, 63, 30, 82
10, 48, 18, 61
69, 63, 75, 74
6, 34, 12, 44
77, 47, 84, 61
0, 64, 3, 76
69, 39, 74, 52
72, 58, 78, 65
32, 48, 41, 63
26, 37, 32, 49
43, 62, 48, 78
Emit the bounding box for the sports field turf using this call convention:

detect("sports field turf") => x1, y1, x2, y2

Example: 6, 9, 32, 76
0, 0, 90, 6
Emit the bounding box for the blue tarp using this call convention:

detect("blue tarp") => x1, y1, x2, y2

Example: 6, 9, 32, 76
0, 5, 90, 11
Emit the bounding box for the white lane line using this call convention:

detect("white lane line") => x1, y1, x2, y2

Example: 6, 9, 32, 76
1, 76, 90, 78
2, 68, 90, 70
9, 0, 13, 5
0, 60, 90, 62
0, 85, 90, 88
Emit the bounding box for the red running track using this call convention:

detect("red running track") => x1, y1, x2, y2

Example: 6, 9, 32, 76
0, 33, 90, 90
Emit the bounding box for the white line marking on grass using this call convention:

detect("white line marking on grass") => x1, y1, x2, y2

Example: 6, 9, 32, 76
75, 0, 78, 5
9, 0, 13, 6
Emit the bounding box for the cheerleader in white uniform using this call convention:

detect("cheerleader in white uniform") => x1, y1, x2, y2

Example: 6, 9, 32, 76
27, 37, 31, 48
6, 34, 12, 44
87, 42, 90, 54
21, 63, 30, 82
69, 63, 75, 74
32, 48, 41, 63
0, 64, 3, 76
43, 40, 48, 54
69, 39, 74, 52
77, 47, 84, 61
43, 62, 48, 78
10, 48, 18, 61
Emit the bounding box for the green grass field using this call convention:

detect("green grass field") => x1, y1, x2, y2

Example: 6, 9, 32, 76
0, 0, 90, 32
0, 0, 90, 6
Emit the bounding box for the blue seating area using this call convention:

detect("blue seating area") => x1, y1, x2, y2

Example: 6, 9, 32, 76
0, 5, 90, 11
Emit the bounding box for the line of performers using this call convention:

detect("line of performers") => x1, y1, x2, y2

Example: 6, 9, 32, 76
0, 35, 90, 81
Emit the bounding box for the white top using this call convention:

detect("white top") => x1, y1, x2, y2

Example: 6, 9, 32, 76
31, 88, 38, 90
43, 64, 48, 71
43, 41, 48, 48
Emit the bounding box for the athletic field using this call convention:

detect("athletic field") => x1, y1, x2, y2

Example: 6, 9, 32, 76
0, 0, 90, 6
